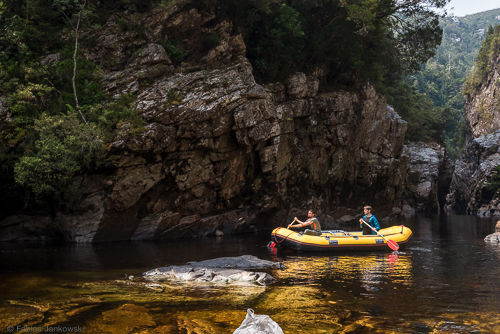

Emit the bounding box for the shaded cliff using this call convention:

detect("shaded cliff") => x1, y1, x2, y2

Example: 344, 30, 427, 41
463, 25, 500, 137
0, 4, 411, 242
446, 25, 500, 217
402, 142, 452, 216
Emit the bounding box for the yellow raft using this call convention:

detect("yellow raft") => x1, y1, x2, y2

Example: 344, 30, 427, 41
271, 225, 412, 252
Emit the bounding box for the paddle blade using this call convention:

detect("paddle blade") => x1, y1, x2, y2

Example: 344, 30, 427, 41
387, 239, 399, 251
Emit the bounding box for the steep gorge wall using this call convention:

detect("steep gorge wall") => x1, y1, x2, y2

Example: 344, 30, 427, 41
1, 4, 411, 242
446, 28, 500, 217
465, 51, 500, 138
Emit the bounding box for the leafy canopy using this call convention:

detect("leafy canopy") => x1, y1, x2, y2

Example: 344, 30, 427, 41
14, 112, 103, 198
199, 0, 447, 86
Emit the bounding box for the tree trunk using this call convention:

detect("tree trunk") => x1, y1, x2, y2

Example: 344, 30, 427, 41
72, 0, 87, 124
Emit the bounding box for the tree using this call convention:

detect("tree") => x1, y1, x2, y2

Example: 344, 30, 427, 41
14, 112, 102, 199
198, 0, 448, 86
52, 0, 89, 123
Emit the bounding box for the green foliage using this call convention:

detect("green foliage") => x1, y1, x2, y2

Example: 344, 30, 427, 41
0, 1, 151, 209
407, 9, 500, 157
485, 165, 500, 194
84, 94, 145, 141
161, 39, 188, 65
380, 81, 445, 143
463, 25, 500, 97
0, 0, 452, 211
194, 0, 446, 87
166, 89, 184, 105
50, 48, 105, 107
14, 112, 103, 198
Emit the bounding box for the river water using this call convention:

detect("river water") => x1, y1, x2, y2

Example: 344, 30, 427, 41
1, 215, 499, 333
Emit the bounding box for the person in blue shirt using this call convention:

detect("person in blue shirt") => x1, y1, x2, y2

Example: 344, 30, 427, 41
359, 205, 380, 235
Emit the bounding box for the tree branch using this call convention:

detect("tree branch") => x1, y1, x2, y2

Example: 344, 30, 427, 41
72, 0, 87, 124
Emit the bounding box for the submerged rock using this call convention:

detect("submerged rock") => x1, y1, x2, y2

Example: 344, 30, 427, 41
143, 255, 281, 286
233, 309, 284, 334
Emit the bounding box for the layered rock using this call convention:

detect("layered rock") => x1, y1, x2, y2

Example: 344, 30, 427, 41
0, 3, 409, 242
402, 142, 452, 215
446, 131, 500, 216
447, 27, 500, 217
465, 54, 500, 138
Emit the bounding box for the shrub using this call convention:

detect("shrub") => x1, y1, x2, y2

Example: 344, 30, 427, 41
14, 112, 103, 198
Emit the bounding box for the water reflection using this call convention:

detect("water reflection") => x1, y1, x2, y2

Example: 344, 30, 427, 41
275, 252, 413, 293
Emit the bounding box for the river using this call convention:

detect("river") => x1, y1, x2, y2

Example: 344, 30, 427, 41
1, 215, 499, 333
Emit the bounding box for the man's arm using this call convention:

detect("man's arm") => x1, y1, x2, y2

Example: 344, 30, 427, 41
288, 217, 303, 228
359, 215, 367, 228
301, 219, 314, 227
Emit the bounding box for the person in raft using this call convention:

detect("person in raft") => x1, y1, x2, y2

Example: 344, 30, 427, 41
288, 210, 322, 236
359, 205, 380, 235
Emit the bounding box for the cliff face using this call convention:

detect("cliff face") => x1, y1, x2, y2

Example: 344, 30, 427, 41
0, 4, 410, 242
446, 131, 500, 216
446, 28, 500, 217
402, 142, 452, 216
465, 50, 500, 138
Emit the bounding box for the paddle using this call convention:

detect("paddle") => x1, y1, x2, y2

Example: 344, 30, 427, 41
287, 218, 299, 229
361, 219, 399, 251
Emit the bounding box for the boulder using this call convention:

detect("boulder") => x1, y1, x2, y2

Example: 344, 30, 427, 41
143, 267, 275, 286
485, 221, 500, 244
142, 255, 281, 286
485, 232, 500, 244
186, 255, 284, 269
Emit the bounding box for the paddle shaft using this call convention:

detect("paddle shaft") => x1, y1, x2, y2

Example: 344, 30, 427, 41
361, 219, 399, 251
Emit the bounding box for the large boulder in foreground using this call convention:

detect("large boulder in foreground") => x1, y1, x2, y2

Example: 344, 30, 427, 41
142, 255, 281, 286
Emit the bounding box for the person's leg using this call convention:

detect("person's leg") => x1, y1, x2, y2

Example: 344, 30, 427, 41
303, 229, 322, 236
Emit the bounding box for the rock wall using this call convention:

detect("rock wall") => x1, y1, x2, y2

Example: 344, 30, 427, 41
445, 130, 500, 216
0, 4, 410, 242
446, 34, 500, 217
465, 53, 500, 138
402, 142, 452, 215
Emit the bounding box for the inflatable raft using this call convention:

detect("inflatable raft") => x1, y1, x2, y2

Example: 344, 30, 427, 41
271, 225, 412, 252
